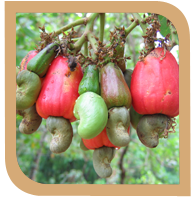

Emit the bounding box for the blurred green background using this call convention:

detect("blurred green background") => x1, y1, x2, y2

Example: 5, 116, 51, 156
16, 13, 179, 184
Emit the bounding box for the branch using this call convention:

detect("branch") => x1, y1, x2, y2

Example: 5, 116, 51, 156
87, 31, 98, 54
55, 18, 88, 36
99, 13, 105, 42
71, 33, 87, 54
130, 13, 148, 36
71, 13, 99, 55
119, 145, 129, 184
118, 125, 132, 184
86, 13, 99, 32
124, 13, 137, 65
125, 20, 138, 38
83, 41, 88, 56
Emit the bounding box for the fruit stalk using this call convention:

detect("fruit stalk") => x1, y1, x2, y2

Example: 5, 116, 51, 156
99, 13, 105, 42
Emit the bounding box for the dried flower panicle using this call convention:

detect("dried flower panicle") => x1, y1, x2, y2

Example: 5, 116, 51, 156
35, 25, 58, 51
139, 13, 173, 60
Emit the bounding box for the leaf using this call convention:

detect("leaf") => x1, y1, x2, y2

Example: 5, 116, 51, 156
24, 138, 30, 144
22, 27, 37, 38
158, 15, 171, 39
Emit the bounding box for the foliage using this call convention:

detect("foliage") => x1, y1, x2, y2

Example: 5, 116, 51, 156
16, 13, 179, 184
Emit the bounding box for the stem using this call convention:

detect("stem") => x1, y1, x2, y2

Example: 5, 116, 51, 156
72, 13, 99, 55
99, 13, 105, 42
72, 37, 79, 41
55, 18, 87, 36
84, 41, 88, 56
124, 13, 137, 65
87, 32, 98, 54
97, 57, 110, 67
131, 13, 148, 36
125, 21, 138, 37
71, 34, 87, 54
86, 13, 99, 31
119, 145, 129, 184
131, 13, 159, 55
118, 125, 132, 184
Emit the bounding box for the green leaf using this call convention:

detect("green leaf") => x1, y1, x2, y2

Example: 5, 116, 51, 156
158, 15, 171, 39
22, 27, 36, 38
24, 138, 30, 144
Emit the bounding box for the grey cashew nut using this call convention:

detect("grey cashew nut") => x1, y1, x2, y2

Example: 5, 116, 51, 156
93, 146, 116, 178
46, 116, 73, 154
80, 139, 89, 151
106, 106, 131, 147
17, 104, 42, 134
136, 114, 168, 148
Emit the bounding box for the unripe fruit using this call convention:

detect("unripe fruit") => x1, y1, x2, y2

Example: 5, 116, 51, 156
73, 92, 108, 139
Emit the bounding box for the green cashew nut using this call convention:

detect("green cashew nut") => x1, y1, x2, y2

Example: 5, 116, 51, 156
93, 146, 116, 178
73, 92, 108, 139
136, 114, 168, 148
16, 70, 41, 110
106, 106, 131, 147
80, 139, 89, 151
46, 116, 73, 154
17, 104, 42, 134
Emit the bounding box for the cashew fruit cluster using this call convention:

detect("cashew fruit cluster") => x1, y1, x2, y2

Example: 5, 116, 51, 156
16, 42, 179, 179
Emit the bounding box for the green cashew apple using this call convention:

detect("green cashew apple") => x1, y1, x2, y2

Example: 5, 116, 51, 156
27, 43, 59, 77
73, 92, 108, 139
93, 146, 116, 178
78, 64, 100, 95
